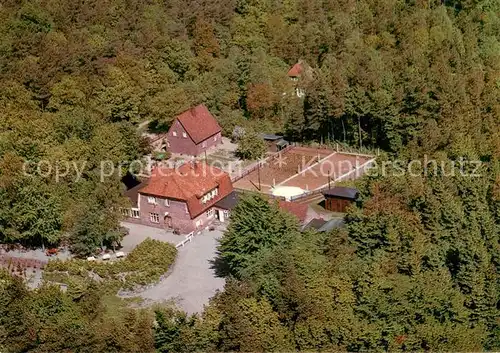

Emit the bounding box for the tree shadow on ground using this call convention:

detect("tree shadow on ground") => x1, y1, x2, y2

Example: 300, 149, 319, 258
209, 253, 231, 278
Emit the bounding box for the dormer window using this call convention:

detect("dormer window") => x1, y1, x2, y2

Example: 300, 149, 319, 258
147, 196, 157, 205
182, 132, 187, 138
201, 187, 219, 204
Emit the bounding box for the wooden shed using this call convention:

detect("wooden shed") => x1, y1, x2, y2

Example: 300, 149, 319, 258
259, 133, 289, 153
322, 187, 358, 213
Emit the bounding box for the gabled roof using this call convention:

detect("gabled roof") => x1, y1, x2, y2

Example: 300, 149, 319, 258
322, 187, 358, 200
214, 191, 240, 210
139, 162, 233, 219
302, 217, 345, 232
124, 180, 149, 208
276, 139, 289, 147
278, 201, 308, 223
175, 104, 221, 144
287, 62, 303, 77
318, 218, 345, 232
303, 218, 327, 231
259, 133, 283, 141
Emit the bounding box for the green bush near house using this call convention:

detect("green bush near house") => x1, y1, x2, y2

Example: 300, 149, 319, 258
153, 151, 171, 161
44, 238, 177, 290
235, 129, 267, 160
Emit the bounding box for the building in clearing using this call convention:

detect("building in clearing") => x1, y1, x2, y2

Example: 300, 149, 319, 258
122, 161, 235, 234
287, 60, 313, 98
167, 104, 222, 157
259, 133, 289, 153
322, 187, 358, 213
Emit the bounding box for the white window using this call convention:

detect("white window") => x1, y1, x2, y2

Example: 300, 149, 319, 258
196, 220, 202, 228
149, 213, 160, 223
184, 203, 189, 214
173, 131, 177, 137
131, 209, 140, 218
147, 196, 157, 204
223, 210, 229, 217
206, 208, 214, 218
202, 141, 207, 148
182, 132, 187, 138
164, 198, 170, 207
200, 187, 219, 204
213, 135, 217, 142
120, 208, 130, 217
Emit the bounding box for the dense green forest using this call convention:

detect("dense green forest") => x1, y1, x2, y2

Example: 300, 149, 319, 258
1, 0, 499, 248
1, 0, 500, 351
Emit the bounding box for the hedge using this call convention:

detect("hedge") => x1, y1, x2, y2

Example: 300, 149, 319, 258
44, 238, 177, 290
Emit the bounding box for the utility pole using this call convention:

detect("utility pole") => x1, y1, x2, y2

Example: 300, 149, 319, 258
257, 162, 261, 191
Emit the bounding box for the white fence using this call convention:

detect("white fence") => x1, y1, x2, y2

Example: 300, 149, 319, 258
175, 232, 194, 248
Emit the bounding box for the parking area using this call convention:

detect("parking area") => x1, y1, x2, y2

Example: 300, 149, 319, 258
120, 222, 225, 314
120, 222, 183, 251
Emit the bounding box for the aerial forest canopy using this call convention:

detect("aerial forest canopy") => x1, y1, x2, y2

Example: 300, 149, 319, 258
1, 0, 500, 351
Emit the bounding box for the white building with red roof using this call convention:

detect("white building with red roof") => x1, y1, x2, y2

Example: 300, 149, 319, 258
287, 60, 312, 98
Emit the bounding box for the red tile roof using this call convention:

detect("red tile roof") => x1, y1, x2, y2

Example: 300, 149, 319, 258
175, 104, 221, 144
287, 62, 303, 77
278, 201, 308, 223
139, 161, 233, 219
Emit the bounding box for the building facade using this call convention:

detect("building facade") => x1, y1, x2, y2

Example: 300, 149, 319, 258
167, 104, 222, 157
322, 187, 358, 213
122, 162, 234, 234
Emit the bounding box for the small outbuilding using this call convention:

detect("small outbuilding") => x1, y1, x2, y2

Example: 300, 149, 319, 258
322, 187, 358, 213
259, 133, 289, 153
303, 217, 345, 232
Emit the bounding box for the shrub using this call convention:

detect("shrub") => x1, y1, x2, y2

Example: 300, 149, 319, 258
153, 151, 171, 161
235, 129, 267, 160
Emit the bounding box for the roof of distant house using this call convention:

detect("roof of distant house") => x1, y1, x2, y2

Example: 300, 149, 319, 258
278, 200, 308, 223
318, 218, 345, 232
175, 104, 221, 144
214, 191, 240, 210
287, 62, 303, 77
124, 179, 149, 208
139, 161, 233, 218
322, 187, 359, 200
260, 133, 283, 141
276, 139, 289, 147
302, 217, 345, 232
303, 217, 327, 231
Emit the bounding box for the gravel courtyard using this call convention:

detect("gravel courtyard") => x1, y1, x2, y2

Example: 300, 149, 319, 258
121, 222, 226, 314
